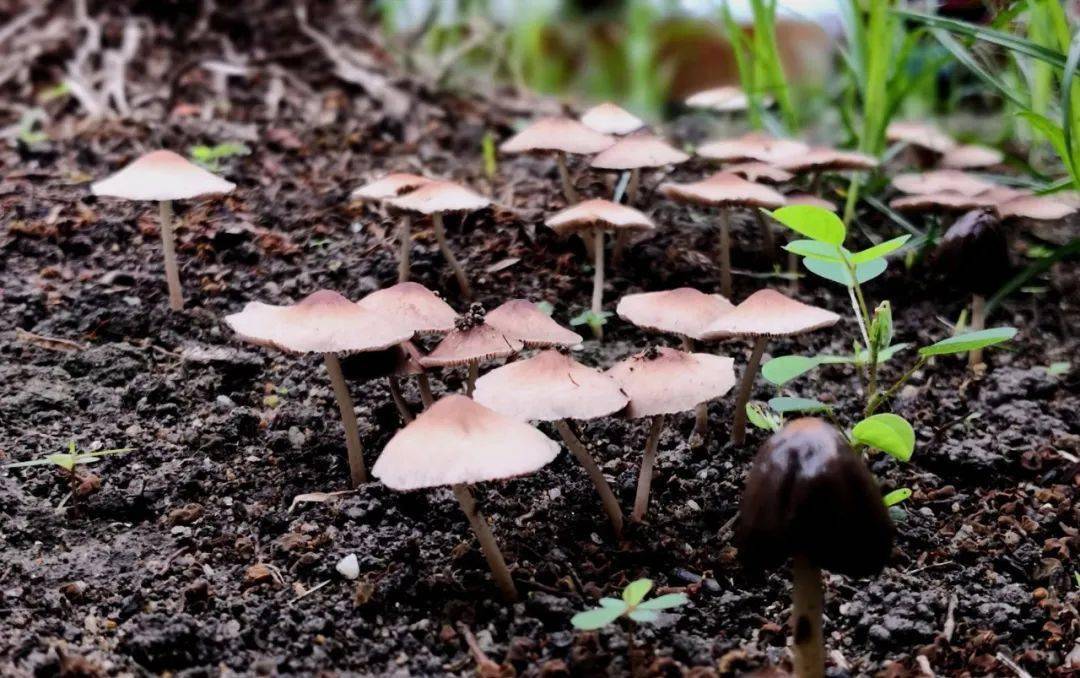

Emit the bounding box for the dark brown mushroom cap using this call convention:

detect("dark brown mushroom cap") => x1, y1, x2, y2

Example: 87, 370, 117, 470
928, 209, 1011, 295
735, 418, 894, 577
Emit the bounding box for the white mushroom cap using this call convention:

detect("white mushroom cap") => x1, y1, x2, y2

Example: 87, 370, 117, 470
775, 148, 878, 173
940, 145, 1003, 169
685, 86, 767, 113
474, 350, 628, 422
697, 134, 810, 164
660, 173, 786, 209
420, 323, 523, 367
892, 170, 994, 197
91, 150, 235, 201
605, 347, 736, 418
350, 173, 432, 201
485, 300, 582, 348
580, 102, 645, 136
372, 395, 560, 490
357, 282, 457, 335
886, 121, 956, 154
722, 162, 794, 184
500, 118, 615, 155
224, 289, 413, 355
699, 288, 840, 340
545, 199, 655, 236
385, 181, 490, 214
616, 288, 734, 340
590, 135, 690, 170
995, 194, 1078, 221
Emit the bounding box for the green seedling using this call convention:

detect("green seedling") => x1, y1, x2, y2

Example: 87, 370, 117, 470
5, 441, 133, 511
481, 131, 498, 179
883, 488, 912, 507
746, 401, 784, 432
570, 309, 612, 339
571, 578, 688, 631
189, 142, 250, 171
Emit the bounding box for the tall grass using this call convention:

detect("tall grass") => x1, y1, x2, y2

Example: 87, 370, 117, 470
721, 0, 798, 131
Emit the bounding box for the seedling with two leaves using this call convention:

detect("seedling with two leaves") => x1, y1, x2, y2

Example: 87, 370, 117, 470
4, 441, 133, 511
571, 578, 689, 631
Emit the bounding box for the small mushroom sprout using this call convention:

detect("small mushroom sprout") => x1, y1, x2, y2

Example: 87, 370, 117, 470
500, 117, 614, 203
420, 303, 523, 396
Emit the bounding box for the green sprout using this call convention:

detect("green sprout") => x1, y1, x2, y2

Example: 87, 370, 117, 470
570, 309, 612, 337
481, 131, 498, 179
571, 578, 688, 631
16, 108, 48, 146
189, 142, 250, 171
4, 440, 133, 473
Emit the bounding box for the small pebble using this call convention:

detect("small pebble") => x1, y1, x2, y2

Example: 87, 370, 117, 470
336, 553, 360, 580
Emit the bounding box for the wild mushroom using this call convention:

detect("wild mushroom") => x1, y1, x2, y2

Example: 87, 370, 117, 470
474, 349, 629, 536
698, 289, 840, 446
420, 304, 523, 396
580, 102, 646, 136
889, 192, 995, 215
775, 148, 878, 196
928, 209, 1011, 367
372, 395, 560, 602
606, 347, 736, 521
697, 133, 809, 166
225, 290, 413, 486
499, 118, 615, 203
485, 299, 583, 348
685, 85, 769, 114
940, 144, 1003, 170
386, 180, 491, 300
350, 173, 432, 282
736, 418, 893, 678
91, 150, 235, 311
659, 173, 786, 297
590, 135, 690, 204
722, 162, 796, 262
545, 199, 655, 340
891, 169, 995, 197
342, 342, 426, 422
885, 120, 956, 166
616, 288, 734, 444
994, 193, 1078, 221
357, 281, 458, 407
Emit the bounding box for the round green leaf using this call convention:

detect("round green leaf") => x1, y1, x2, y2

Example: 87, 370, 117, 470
762, 355, 824, 385
627, 609, 661, 624
852, 413, 915, 462
623, 579, 653, 606
918, 327, 1018, 357
769, 205, 847, 245
802, 256, 887, 287
768, 396, 830, 414
784, 239, 843, 261
572, 605, 627, 630
636, 593, 690, 611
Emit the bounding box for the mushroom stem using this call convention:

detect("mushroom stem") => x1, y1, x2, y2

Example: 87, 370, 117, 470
397, 215, 412, 283
683, 336, 709, 445
466, 360, 479, 396
755, 210, 777, 262
323, 353, 367, 486
809, 170, 823, 195
556, 153, 578, 203
628, 168, 640, 203
732, 336, 768, 446
632, 414, 666, 522
969, 293, 986, 367
591, 229, 605, 341
158, 199, 184, 311
791, 555, 825, 678
432, 212, 472, 300
417, 373, 434, 408
717, 208, 733, 298
388, 376, 414, 423
555, 420, 624, 538
452, 483, 518, 602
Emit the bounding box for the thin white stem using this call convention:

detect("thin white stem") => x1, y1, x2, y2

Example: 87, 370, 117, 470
632, 415, 666, 522
591, 228, 605, 341
158, 200, 184, 310
397, 215, 411, 282
556, 420, 624, 537
848, 285, 870, 348
452, 484, 518, 602
732, 336, 767, 446
324, 353, 367, 486
388, 376, 413, 423
432, 213, 471, 300
683, 336, 708, 443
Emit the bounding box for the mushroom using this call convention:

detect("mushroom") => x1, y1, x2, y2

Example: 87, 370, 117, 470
616, 288, 734, 443
698, 289, 840, 446
775, 148, 878, 196
606, 347, 736, 521
721, 162, 796, 262
342, 342, 427, 422
994, 193, 1078, 221
499, 117, 615, 203
659, 173, 786, 297
545, 199, 655, 340
928, 209, 1011, 367
939, 144, 1003, 170
386, 180, 491, 300
224, 290, 413, 486
350, 173, 432, 282
580, 102, 645, 136
485, 299, 583, 348
474, 349, 629, 536
91, 150, 235, 311
590, 135, 689, 204
685, 85, 769, 114
889, 192, 995, 214
697, 133, 809, 166
891, 169, 995, 197
420, 304, 523, 396
357, 281, 458, 407
736, 418, 893, 678
372, 395, 560, 602
886, 120, 956, 165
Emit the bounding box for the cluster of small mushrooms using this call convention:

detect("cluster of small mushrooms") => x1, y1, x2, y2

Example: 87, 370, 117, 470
85, 89, 1075, 678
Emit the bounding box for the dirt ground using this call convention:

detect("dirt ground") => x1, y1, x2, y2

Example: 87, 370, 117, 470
1, 2, 1078, 676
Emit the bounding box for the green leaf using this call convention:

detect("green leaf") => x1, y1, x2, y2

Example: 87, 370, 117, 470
852, 413, 915, 462
895, 10, 1067, 67
850, 235, 912, 265
745, 402, 782, 432
802, 256, 887, 287
599, 597, 628, 609
784, 239, 844, 262
570, 310, 612, 327
1047, 361, 1071, 376
918, 327, 1018, 357
623, 579, 653, 606
571, 606, 626, 630
883, 488, 912, 507
768, 397, 830, 414
875, 343, 909, 362
761, 355, 851, 386
769, 206, 846, 245
636, 593, 689, 611
627, 609, 661, 624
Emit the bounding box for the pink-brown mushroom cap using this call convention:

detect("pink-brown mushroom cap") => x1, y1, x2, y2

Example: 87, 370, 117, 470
784, 193, 838, 212
357, 282, 457, 335
485, 299, 582, 348
605, 347, 736, 418
420, 323, 524, 367
371, 395, 560, 490
722, 162, 795, 184
545, 199, 655, 236
474, 350, 628, 422
892, 170, 995, 197
580, 102, 645, 136
889, 192, 995, 213
995, 195, 1078, 221
91, 150, 235, 201
685, 86, 764, 112
939, 145, 1003, 169
660, 173, 786, 209
616, 288, 734, 340
350, 173, 432, 201
385, 180, 491, 214
886, 121, 956, 154
697, 134, 809, 164
698, 288, 840, 340
224, 289, 413, 355
590, 135, 690, 170
500, 117, 616, 155
775, 148, 879, 173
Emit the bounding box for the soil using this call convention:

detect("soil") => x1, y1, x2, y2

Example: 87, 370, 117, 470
1, 3, 1078, 676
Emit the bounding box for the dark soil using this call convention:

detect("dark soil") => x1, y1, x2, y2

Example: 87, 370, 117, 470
1, 3, 1078, 676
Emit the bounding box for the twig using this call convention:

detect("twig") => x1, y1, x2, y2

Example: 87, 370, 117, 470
994, 652, 1034, 678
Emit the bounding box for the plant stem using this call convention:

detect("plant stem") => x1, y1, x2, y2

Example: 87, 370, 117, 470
731, 336, 768, 445
555, 420, 624, 538
755, 210, 777, 262
591, 228, 605, 341
865, 356, 926, 418
452, 483, 518, 602
158, 200, 184, 311
632, 414, 666, 522
417, 373, 434, 408
848, 285, 870, 348
969, 293, 986, 367
466, 360, 479, 396
324, 353, 367, 486
718, 208, 733, 298
432, 213, 471, 300
397, 215, 412, 282
683, 336, 709, 444
791, 554, 825, 678
387, 376, 414, 423
843, 174, 861, 226
556, 153, 578, 203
